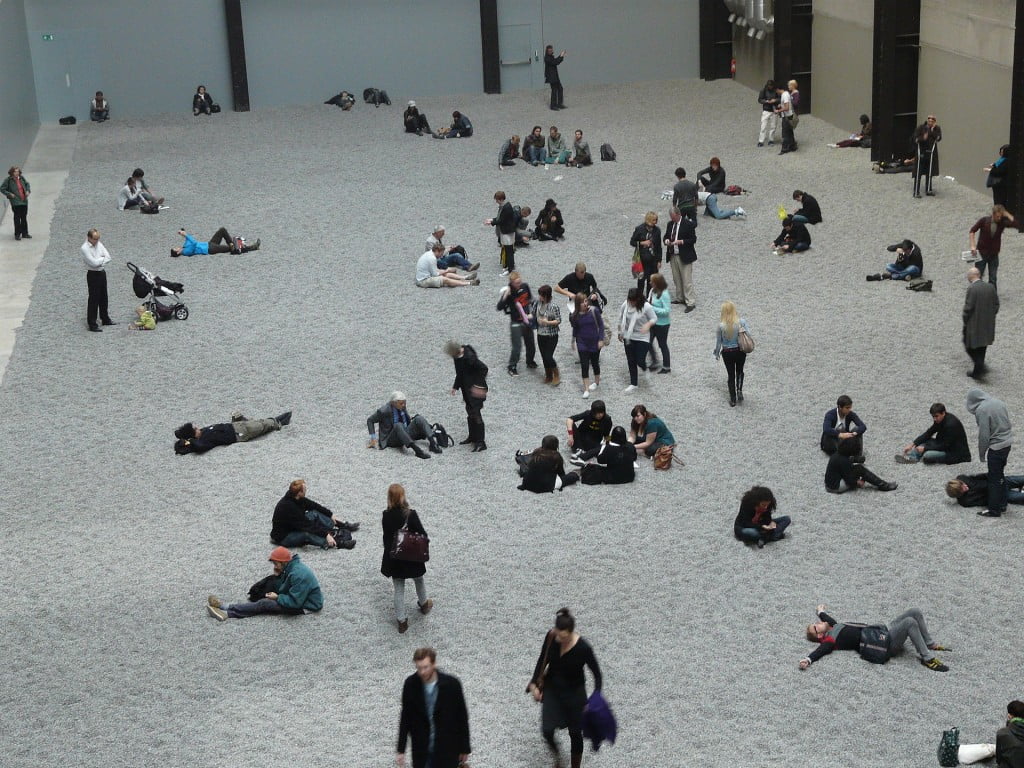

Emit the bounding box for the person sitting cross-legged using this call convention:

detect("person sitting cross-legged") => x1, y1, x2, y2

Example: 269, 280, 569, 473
206, 546, 322, 621
772, 215, 811, 253
876, 239, 923, 281
270, 479, 359, 550
577, 426, 637, 485
733, 485, 791, 548
367, 392, 441, 459
566, 400, 612, 464
415, 243, 479, 288
895, 402, 971, 464
516, 435, 580, 493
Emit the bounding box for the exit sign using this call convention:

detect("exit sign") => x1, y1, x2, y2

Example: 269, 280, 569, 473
42, 34, 54, 41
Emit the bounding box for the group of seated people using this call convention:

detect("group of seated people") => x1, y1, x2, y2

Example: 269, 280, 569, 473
399, 101, 471, 138
515, 402, 676, 492
500, 126, 592, 168
416, 226, 481, 288
117, 168, 165, 212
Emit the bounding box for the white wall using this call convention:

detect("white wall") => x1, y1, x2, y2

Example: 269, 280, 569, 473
1, 0, 39, 164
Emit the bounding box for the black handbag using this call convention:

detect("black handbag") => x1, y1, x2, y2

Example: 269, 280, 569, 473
248, 574, 282, 602
391, 525, 430, 562
857, 625, 891, 664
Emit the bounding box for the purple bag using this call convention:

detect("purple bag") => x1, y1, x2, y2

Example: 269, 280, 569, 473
581, 690, 617, 751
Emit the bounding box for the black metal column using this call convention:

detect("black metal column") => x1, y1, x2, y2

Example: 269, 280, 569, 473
225, 0, 250, 112
480, 0, 500, 94
699, 0, 734, 81
1006, 0, 1024, 212
871, 0, 920, 162
774, 0, 813, 112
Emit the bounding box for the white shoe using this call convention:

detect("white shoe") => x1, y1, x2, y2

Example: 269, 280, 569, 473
499, 269, 509, 276
827, 143, 838, 148
581, 390, 590, 398
735, 207, 746, 217
623, 384, 637, 393
588, 382, 598, 391
568, 456, 585, 466
633, 461, 640, 470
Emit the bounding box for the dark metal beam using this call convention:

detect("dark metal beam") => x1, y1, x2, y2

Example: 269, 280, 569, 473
225, 0, 250, 112
480, 0, 500, 94
699, 0, 733, 81
1007, 0, 1024, 212
870, 0, 919, 162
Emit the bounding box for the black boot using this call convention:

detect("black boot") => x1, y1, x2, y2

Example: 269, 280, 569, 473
275, 411, 292, 427
861, 466, 897, 491
737, 374, 744, 402
459, 417, 475, 445
473, 423, 487, 452
411, 443, 431, 459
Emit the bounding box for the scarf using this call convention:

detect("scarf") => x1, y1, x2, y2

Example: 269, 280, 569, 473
391, 407, 410, 427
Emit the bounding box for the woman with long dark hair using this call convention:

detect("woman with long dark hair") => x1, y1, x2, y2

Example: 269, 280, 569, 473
569, 292, 605, 398
617, 288, 656, 393
526, 608, 602, 768
536, 284, 562, 385
629, 404, 675, 458
380, 483, 432, 634
647, 273, 672, 374
733, 486, 790, 547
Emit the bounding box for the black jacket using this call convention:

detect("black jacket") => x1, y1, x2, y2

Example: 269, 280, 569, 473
697, 165, 726, 194
193, 92, 214, 111
887, 240, 924, 275
544, 52, 563, 84
189, 423, 237, 453
593, 441, 636, 484
452, 345, 488, 395
492, 201, 516, 235
758, 84, 778, 112
996, 718, 1024, 768
774, 221, 811, 247
271, 493, 332, 543
913, 412, 970, 464
794, 193, 822, 224
398, 671, 471, 768
663, 216, 697, 264
630, 223, 663, 261
519, 450, 569, 493
733, 499, 777, 538
381, 507, 427, 579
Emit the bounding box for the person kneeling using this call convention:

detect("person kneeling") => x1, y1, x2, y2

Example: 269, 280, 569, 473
733, 486, 790, 548
516, 435, 580, 492
367, 392, 441, 459
825, 453, 897, 493
206, 546, 322, 621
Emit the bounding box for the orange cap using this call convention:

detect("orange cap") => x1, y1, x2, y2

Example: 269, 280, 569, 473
268, 546, 293, 563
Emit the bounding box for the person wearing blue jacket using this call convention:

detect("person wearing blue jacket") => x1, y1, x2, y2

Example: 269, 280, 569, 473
170, 227, 260, 257
207, 547, 322, 620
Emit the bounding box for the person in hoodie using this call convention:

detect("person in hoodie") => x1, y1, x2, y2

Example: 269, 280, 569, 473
206, 546, 322, 620
798, 604, 950, 672
966, 388, 1014, 517
954, 700, 1024, 767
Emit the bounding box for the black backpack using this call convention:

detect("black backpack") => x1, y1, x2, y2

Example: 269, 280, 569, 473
431, 423, 455, 448
857, 625, 891, 664
600, 143, 616, 161
59, 115, 76, 125
362, 88, 391, 107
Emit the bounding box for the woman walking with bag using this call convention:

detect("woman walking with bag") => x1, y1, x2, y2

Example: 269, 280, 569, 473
713, 300, 752, 407
629, 211, 662, 294
380, 483, 432, 634
617, 288, 657, 393
536, 284, 562, 385
526, 608, 603, 768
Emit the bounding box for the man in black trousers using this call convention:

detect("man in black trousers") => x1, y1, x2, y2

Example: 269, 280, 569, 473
81, 228, 115, 332
544, 45, 566, 110
396, 647, 471, 768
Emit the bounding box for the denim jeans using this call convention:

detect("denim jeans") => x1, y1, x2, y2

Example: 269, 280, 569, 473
976, 252, 998, 290
623, 340, 649, 385
885, 264, 921, 280
226, 597, 285, 619
987, 445, 1011, 514
393, 576, 428, 621
737, 515, 791, 543
525, 145, 546, 163
791, 214, 809, 224
438, 252, 472, 270
509, 323, 536, 367
886, 608, 935, 660
1006, 475, 1024, 504
706, 194, 740, 219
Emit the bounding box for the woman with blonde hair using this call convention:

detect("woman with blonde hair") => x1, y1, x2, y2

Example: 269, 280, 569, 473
629, 211, 661, 294
713, 300, 751, 406
380, 483, 432, 633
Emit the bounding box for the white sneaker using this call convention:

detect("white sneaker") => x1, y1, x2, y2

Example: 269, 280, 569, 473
735, 207, 746, 217
827, 143, 838, 148
588, 382, 598, 391
581, 390, 590, 398
623, 384, 637, 393
633, 461, 640, 470
499, 269, 509, 277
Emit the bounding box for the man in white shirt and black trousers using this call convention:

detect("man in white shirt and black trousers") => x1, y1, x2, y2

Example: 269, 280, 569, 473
81, 228, 116, 331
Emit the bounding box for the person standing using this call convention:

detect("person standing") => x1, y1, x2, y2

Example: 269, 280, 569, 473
757, 79, 779, 147
535, 285, 562, 386
497, 272, 537, 377
569, 293, 605, 398
544, 45, 566, 110
965, 388, 1014, 518
630, 212, 662, 294
446, 340, 489, 452
776, 82, 796, 154
526, 608, 602, 768
671, 168, 698, 221
913, 114, 942, 197
381, 484, 433, 634
397, 647, 471, 768
662, 206, 697, 311
617, 288, 657, 393
647, 274, 672, 374
962, 266, 999, 379
713, 300, 750, 407
969, 205, 1016, 291
984, 144, 1012, 207
485, 191, 517, 275
81, 228, 115, 331
2, 166, 31, 240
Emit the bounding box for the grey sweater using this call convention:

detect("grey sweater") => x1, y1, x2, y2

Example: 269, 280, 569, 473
966, 388, 1014, 458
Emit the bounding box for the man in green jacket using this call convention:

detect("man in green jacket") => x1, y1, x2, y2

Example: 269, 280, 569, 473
207, 547, 322, 620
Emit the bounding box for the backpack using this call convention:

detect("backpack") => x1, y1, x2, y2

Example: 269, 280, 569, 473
937, 727, 960, 767
907, 277, 933, 292
362, 87, 391, 107
857, 625, 891, 664
600, 143, 616, 161
431, 423, 455, 448
724, 185, 746, 196
59, 115, 76, 125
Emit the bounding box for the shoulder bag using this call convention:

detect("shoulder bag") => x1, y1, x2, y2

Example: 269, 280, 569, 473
391, 523, 430, 562
526, 629, 557, 694
653, 444, 684, 470
937, 727, 960, 767
738, 325, 754, 354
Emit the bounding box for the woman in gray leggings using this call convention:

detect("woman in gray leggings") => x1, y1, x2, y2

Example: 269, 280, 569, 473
380, 483, 432, 634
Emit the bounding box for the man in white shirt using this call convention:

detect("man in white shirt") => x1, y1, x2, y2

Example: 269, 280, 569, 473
81, 228, 115, 331
425, 225, 479, 272
416, 244, 478, 288
776, 83, 796, 154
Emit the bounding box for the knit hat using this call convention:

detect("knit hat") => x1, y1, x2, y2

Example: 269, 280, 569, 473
408, 100, 416, 107
268, 546, 293, 563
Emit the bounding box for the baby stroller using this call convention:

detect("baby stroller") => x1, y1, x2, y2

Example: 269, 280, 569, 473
127, 261, 189, 321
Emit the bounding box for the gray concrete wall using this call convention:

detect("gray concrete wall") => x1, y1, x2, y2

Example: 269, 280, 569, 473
810, 7, 873, 135
0, 0, 40, 167
918, 0, 1014, 194
732, 27, 773, 91
24, 0, 230, 121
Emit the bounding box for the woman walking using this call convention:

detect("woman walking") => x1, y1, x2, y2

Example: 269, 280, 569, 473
629, 211, 662, 294
526, 608, 603, 768
617, 288, 657, 393
380, 483, 433, 634
1, 166, 31, 240
569, 293, 605, 398
535, 284, 562, 385
647, 273, 672, 374
713, 300, 751, 407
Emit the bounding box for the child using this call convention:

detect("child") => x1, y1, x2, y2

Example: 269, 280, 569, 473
132, 305, 156, 330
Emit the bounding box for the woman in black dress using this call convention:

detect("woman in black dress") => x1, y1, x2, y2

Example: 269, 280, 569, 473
629, 211, 662, 294
193, 85, 215, 116
526, 608, 602, 768
380, 483, 432, 634
579, 426, 636, 485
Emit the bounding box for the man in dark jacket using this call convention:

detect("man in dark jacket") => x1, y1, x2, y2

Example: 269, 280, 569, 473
397, 647, 471, 768
963, 266, 999, 379
772, 216, 811, 253
446, 341, 489, 452
820, 395, 867, 458
270, 479, 358, 549
757, 79, 779, 146
945, 473, 1024, 508
876, 239, 923, 281
896, 403, 971, 464
791, 190, 822, 224
544, 45, 565, 110
486, 190, 517, 274
912, 114, 942, 197
367, 392, 440, 459
174, 410, 291, 454
998, 700, 1024, 768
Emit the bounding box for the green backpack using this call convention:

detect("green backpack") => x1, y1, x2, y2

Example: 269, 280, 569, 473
937, 726, 959, 767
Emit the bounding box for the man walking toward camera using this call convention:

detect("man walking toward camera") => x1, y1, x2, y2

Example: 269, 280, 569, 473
397, 647, 471, 768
